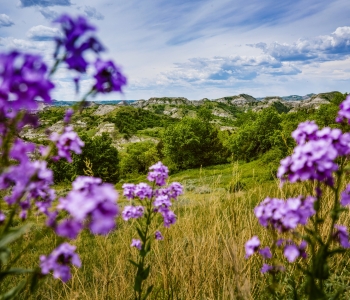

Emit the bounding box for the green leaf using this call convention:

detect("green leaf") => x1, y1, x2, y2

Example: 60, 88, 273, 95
0, 248, 10, 264
141, 265, 151, 280
136, 227, 145, 241
0, 280, 26, 300
128, 259, 139, 268
0, 224, 31, 248
142, 285, 154, 300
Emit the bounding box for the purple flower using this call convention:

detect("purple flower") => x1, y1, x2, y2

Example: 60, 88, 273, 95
166, 182, 183, 199
0, 51, 54, 114
134, 183, 153, 200
9, 139, 35, 163
54, 14, 104, 72
55, 219, 83, 239
57, 176, 119, 237
336, 95, 350, 124
159, 207, 176, 228
147, 162, 169, 186
93, 59, 127, 94
245, 236, 260, 258
122, 205, 144, 221
64, 108, 74, 123
340, 184, 350, 206
40, 243, 81, 282
292, 121, 319, 145
259, 247, 272, 259
153, 195, 172, 208
131, 239, 142, 250
155, 230, 164, 240
50, 126, 84, 162
0, 211, 5, 224
254, 196, 315, 232
261, 264, 273, 274
334, 225, 350, 248
122, 183, 136, 200
284, 244, 300, 262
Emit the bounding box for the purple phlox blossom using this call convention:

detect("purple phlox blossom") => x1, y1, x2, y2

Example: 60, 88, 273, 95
0, 211, 5, 224
158, 207, 176, 228
153, 195, 172, 208
147, 162, 169, 186
261, 264, 273, 274
131, 239, 142, 250
40, 243, 81, 282
93, 59, 127, 94
134, 182, 153, 200
245, 236, 260, 258
292, 121, 319, 145
336, 95, 350, 124
254, 196, 315, 232
281, 240, 308, 262
50, 126, 84, 162
278, 139, 338, 186
56, 219, 83, 239
259, 247, 272, 259
53, 14, 104, 72
9, 138, 35, 163
122, 205, 144, 221
56, 176, 119, 237
64, 108, 74, 123
340, 184, 350, 206
165, 182, 183, 199
0, 51, 54, 114
334, 225, 350, 248
0, 160, 55, 215
155, 230, 164, 240
122, 183, 136, 200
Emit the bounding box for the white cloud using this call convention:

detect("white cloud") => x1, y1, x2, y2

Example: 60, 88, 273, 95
18, 0, 72, 8
38, 8, 59, 20
0, 14, 15, 27
83, 6, 104, 21
27, 25, 61, 41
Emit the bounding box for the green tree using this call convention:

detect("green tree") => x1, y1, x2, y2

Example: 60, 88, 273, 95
162, 117, 228, 170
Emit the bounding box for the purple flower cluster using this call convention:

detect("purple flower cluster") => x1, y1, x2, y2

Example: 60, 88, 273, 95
0, 51, 54, 115
50, 126, 84, 162
122, 162, 182, 248
131, 239, 142, 250
93, 59, 127, 93
0, 140, 55, 217
283, 241, 307, 262
40, 243, 81, 282
54, 176, 119, 238
54, 14, 104, 72
336, 94, 350, 124
340, 184, 350, 206
278, 122, 350, 185
147, 161, 169, 186
334, 225, 350, 248
254, 196, 315, 232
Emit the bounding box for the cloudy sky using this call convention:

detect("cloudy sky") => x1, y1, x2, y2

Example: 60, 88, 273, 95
1, 0, 350, 100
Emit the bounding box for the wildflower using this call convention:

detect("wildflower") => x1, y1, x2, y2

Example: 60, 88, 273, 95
40, 243, 81, 282
259, 247, 272, 259
155, 230, 164, 240
50, 126, 84, 162
122, 183, 136, 200
93, 59, 127, 93
334, 225, 350, 248
340, 184, 350, 206
166, 182, 183, 199
134, 183, 153, 200
153, 195, 172, 208
147, 162, 169, 186
131, 239, 142, 250
56, 176, 119, 237
284, 244, 300, 262
63, 108, 74, 123
261, 264, 273, 273
292, 121, 319, 145
54, 14, 104, 72
122, 205, 144, 221
336, 95, 350, 124
245, 236, 260, 258
0, 51, 54, 114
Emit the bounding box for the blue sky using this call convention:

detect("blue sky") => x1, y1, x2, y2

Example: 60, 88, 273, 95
1, 0, 350, 100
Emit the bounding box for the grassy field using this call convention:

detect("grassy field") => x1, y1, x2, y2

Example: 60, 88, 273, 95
4, 161, 350, 299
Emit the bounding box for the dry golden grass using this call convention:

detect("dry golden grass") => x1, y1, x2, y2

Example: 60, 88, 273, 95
6, 169, 350, 299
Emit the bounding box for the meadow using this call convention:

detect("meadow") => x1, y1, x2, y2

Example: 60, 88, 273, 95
3, 161, 350, 299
